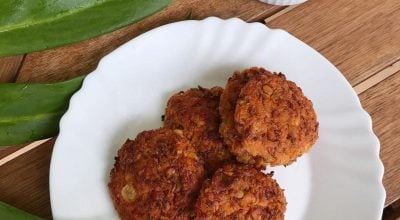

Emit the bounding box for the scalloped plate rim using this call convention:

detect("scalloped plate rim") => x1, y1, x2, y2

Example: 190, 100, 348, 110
49, 17, 385, 220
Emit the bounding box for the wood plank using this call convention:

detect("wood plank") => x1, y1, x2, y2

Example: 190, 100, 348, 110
0, 145, 24, 160
264, 4, 300, 23
0, 55, 24, 82
266, 0, 400, 86
360, 71, 400, 206
354, 59, 400, 95
0, 139, 52, 165
16, 0, 282, 83
383, 199, 400, 220
0, 139, 54, 219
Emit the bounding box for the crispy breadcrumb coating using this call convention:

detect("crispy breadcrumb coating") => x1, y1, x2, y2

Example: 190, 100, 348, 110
220, 67, 318, 168
195, 164, 286, 219
109, 128, 205, 220
165, 87, 232, 175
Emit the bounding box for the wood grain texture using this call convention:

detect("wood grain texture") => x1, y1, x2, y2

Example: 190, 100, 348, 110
264, 4, 300, 23
355, 59, 400, 95
0, 139, 54, 219
383, 199, 400, 220
0, 139, 52, 166
1, 0, 399, 217
0, 55, 24, 82
0, 145, 24, 160
15, 0, 282, 83
360, 72, 400, 206
266, 0, 400, 86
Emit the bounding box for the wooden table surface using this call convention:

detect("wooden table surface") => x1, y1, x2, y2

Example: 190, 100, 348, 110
1, 0, 399, 219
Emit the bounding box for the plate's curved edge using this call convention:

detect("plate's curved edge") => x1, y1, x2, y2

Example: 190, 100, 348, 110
49, 70, 100, 214
97, 17, 273, 67
50, 17, 386, 219
271, 25, 386, 215
361, 108, 386, 214
274, 26, 386, 216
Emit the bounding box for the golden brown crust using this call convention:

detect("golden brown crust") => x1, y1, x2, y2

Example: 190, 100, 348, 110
195, 164, 286, 220
219, 68, 272, 156
164, 87, 233, 175
235, 74, 318, 167
108, 128, 205, 220
220, 67, 318, 169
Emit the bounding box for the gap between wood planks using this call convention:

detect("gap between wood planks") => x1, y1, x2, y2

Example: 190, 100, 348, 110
1, 5, 400, 166
12, 54, 27, 82
0, 138, 51, 166
354, 59, 400, 95
264, 4, 300, 23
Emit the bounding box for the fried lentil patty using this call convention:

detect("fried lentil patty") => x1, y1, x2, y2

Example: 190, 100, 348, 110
108, 128, 205, 220
164, 87, 232, 175
220, 67, 318, 168
195, 164, 286, 219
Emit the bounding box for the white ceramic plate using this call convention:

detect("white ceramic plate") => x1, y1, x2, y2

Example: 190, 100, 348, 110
50, 17, 385, 220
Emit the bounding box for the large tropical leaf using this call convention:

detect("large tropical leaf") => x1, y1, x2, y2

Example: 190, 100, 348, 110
0, 0, 171, 56
0, 201, 43, 220
0, 76, 85, 146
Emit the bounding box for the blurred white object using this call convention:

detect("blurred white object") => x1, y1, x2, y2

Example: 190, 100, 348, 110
260, 0, 307, 5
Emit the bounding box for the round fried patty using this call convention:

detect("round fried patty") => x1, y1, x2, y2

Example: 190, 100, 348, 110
164, 87, 232, 175
220, 67, 318, 168
220, 67, 272, 149
108, 128, 205, 220
195, 164, 286, 219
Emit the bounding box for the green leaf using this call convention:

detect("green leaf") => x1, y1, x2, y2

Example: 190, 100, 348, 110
0, 0, 171, 56
0, 76, 85, 146
0, 201, 43, 220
